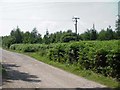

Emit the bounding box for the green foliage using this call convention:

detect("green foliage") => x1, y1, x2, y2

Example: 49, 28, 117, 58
98, 29, 107, 40
105, 26, 114, 40
10, 26, 23, 43
26, 27, 42, 44
23, 31, 32, 44
27, 52, 119, 88
67, 42, 80, 64
2, 24, 119, 49
43, 30, 51, 44
10, 40, 120, 81
10, 44, 39, 52
49, 43, 68, 63
60, 32, 78, 42
80, 26, 98, 40
2, 36, 15, 48
2, 26, 43, 47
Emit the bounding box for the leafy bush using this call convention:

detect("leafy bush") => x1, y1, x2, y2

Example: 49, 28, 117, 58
10, 40, 120, 81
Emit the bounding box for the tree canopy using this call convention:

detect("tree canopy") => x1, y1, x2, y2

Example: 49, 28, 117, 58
2, 17, 120, 48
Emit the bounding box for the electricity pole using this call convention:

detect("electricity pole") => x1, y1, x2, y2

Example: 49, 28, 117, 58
72, 16, 80, 34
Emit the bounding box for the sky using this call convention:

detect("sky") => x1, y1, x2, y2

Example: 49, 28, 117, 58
0, 0, 119, 36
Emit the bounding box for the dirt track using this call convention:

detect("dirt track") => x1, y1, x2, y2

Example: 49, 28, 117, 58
1, 49, 106, 88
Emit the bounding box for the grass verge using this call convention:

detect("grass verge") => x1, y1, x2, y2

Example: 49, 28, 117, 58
25, 52, 120, 88
5, 49, 120, 88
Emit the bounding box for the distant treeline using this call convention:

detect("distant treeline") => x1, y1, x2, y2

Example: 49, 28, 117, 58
1, 15, 120, 48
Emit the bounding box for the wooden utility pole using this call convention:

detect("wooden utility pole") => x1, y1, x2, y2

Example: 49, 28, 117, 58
72, 16, 80, 34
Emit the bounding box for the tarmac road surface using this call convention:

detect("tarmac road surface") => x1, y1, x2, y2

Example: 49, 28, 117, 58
1, 49, 106, 88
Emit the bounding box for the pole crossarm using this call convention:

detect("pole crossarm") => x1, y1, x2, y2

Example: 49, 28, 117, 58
72, 16, 80, 34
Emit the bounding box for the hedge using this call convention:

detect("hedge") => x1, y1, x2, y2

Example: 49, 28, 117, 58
10, 40, 120, 81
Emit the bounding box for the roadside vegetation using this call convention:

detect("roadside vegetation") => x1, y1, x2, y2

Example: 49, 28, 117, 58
9, 40, 120, 88
1, 14, 120, 88
28, 52, 120, 89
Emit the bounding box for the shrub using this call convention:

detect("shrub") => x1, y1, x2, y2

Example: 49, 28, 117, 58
10, 40, 120, 80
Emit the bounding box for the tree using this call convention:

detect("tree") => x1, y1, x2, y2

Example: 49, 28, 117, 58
98, 29, 107, 40
90, 30, 98, 40
98, 26, 114, 40
43, 30, 50, 44
80, 24, 98, 40
10, 26, 23, 43
105, 26, 114, 40
60, 30, 78, 42
23, 28, 42, 44
36, 33, 42, 44
49, 33, 56, 43
80, 29, 91, 40
31, 27, 38, 43
89, 24, 98, 40
55, 31, 63, 43
2, 36, 15, 48
23, 31, 31, 43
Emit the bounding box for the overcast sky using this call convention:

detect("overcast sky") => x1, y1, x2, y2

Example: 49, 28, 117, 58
0, 0, 119, 36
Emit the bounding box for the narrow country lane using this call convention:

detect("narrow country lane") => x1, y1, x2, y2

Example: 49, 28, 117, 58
1, 49, 107, 88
